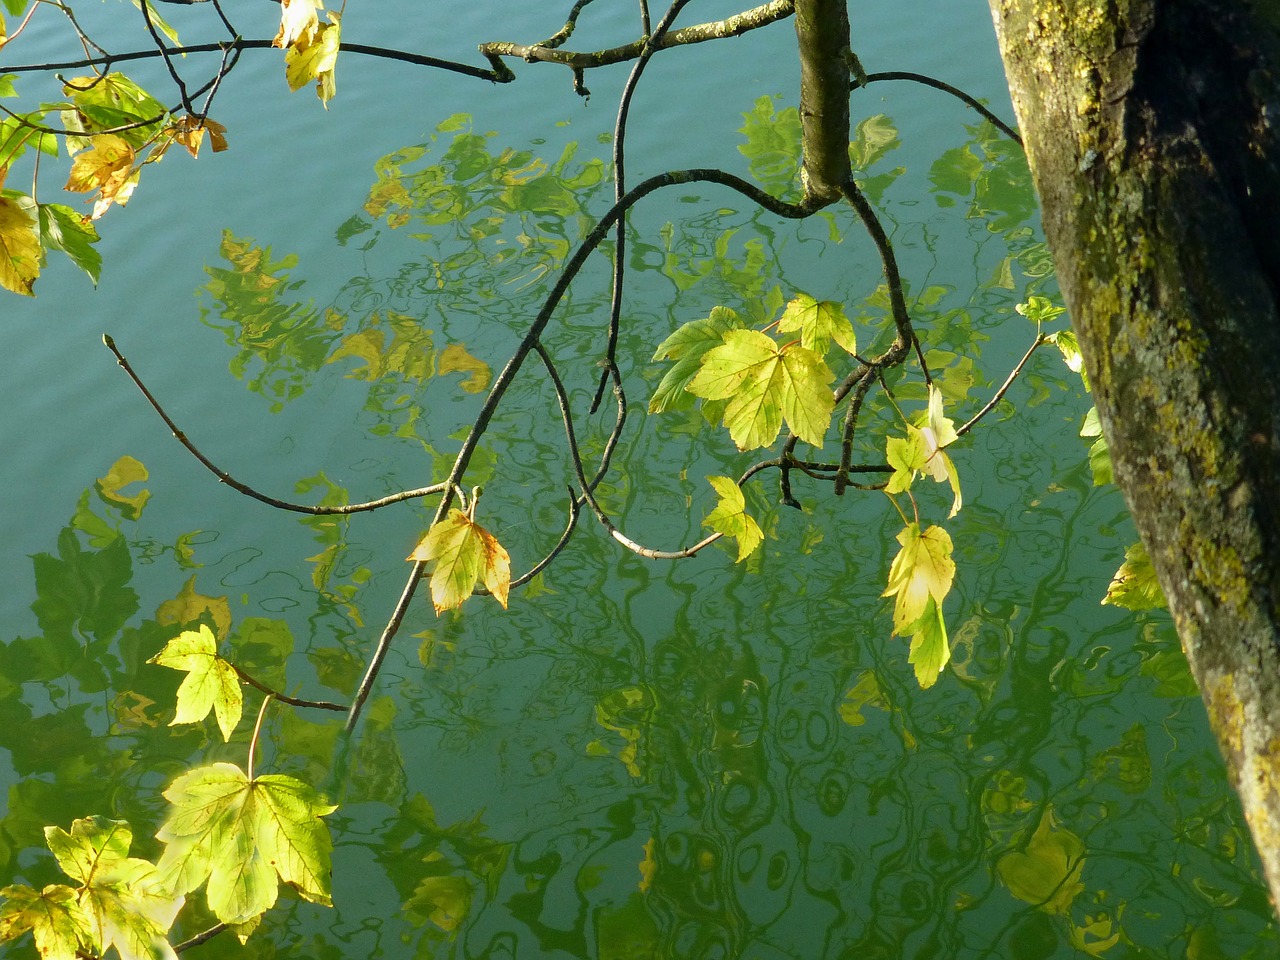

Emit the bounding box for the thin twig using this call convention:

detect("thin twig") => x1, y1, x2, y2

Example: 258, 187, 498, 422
174, 923, 228, 953
858, 71, 1023, 147
103, 335, 447, 515
956, 334, 1047, 437
232, 664, 347, 712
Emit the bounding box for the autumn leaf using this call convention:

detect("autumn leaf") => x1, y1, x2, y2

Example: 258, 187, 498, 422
687, 328, 834, 450
883, 522, 954, 635
439, 342, 491, 393
1102, 540, 1165, 610
64, 134, 139, 219
408, 509, 511, 613
903, 596, 949, 689
274, 0, 323, 48
0, 883, 95, 960
777, 292, 857, 356
166, 115, 229, 158
702, 476, 763, 562
915, 385, 962, 517
155, 763, 336, 926
0, 192, 40, 295
44, 816, 182, 960
149, 624, 243, 741
283, 12, 341, 106
648, 305, 745, 415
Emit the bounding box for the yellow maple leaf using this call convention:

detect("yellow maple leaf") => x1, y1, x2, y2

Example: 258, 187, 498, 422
882, 522, 954, 634
274, 0, 323, 48
407, 508, 511, 613
0, 194, 41, 296
64, 134, 139, 219
283, 12, 341, 106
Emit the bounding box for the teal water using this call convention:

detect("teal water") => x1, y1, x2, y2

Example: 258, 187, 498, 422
0, 2, 1274, 958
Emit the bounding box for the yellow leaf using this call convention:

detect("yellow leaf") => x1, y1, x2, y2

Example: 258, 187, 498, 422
273, 0, 322, 48
997, 807, 1086, 915
167, 115, 229, 158
0, 194, 40, 296
283, 12, 340, 106
408, 509, 511, 613
95, 454, 149, 519
882, 523, 954, 635
149, 624, 244, 742
64, 134, 138, 219
702, 475, 763, 562
156, 575, 232, 639
777, 292, 857, 355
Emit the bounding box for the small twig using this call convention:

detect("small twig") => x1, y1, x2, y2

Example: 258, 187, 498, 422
539, 0, 596, 48
174, 923, 228, 953
956, 334, 1048, 437
138, 0, 194, 115
103, 335, 447, 515
232, 664, 347, 712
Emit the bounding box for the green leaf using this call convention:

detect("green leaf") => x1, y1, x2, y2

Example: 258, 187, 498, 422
407, 509, 511, 613
1088, 435, 1112, 486
997, 807, 1086, 916
702, 476, 763, 562
882, 522, 955, 635
1102, 541, 1166, 610
904, 595, 950, 689
777, 292, 857, 356
1080, 405, 1102, 438
148, 624, 243, 741
43, 816, 182, 960
1015, 295, 1067, 325
155, 763, 337, 926
0, 74, 17, 99
687, 328, 834, 449
648, 305, 744, 414
885, 429, 927, 494
0, 883, 95, 960
1046, 329, 1088, 390
39, 203, 102, 286
62, 73, 167, 145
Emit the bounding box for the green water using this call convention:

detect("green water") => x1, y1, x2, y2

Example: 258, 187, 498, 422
0, 2, 1274, 958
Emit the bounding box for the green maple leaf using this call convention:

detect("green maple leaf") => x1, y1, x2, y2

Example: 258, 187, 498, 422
42, 816, 182, 960
903, 596, 950, 689
777, 292, 857, 356
885, 429, 928, 494
882, 523, 954, 635
155, 762, 337, 927
149, 624, 243, 741
0, 883, 95, 960
702, 476, 763, 562
687, 328, 834, 450
1102, 540, 1165, 610
648, 305, 744, 416
407, 508, 511, 613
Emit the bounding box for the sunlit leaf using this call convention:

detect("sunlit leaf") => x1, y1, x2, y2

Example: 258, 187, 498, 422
166, 115, 229, 158
274, 0, 322, 48
407, 509, 511, 613
885, 429, 928, 494
1102, 540, 1165, 610
405, 875, 470, 933
0, 192, 40, 295
130, 0, 180, 45
0, 74, 15, 98
1015, 295, 1067, 325
284, 13, 340, 106
61, 73, 166, 146
148, 624, 243, 741
649, 305, 745, 415
64, 134, 139, 219
155, 763, 336, 926
702, 475, 763, 562
882, 522, 954, 635
44, 816, 182, 960
777, 292, 857, 356
997, 807, 1086, 915
0, 883, 95, 960
903, 596, 949, 689
687, 328, 834, 449
38, 202, 101, 285
1088, 435, 1112, 486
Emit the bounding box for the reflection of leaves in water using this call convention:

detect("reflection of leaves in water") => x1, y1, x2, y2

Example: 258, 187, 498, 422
997, 806, 1085, 916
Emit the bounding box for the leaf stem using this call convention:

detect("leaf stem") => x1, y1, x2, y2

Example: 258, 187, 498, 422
246, 694, 274, 781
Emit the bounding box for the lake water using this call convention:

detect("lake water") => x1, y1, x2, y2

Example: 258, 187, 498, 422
0, 1, 1274, 958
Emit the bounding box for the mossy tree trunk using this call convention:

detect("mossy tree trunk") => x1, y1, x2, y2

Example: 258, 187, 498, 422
988, 0, 1280, 909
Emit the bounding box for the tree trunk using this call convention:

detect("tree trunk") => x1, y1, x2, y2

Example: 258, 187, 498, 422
794, 0, 852, 205
987, 0, 1280, 910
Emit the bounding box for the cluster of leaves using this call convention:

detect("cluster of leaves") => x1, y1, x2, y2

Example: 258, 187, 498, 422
0, 0, 340, 297
0, 618, 338, 957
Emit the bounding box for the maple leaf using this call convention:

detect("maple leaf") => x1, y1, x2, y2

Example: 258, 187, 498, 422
43, 816, 182, 960
155, 763, 337, 926
702, 476, 764, 562
284, 12, 341, 106
273, 0, 323, 48
903, 596, 949, 689
64, 134, 139, 219
884, 428, 928, 495
915, 386, 962, 517
777, 292, 857, 356
1102, 540, 1165, 610
882, 522, 954, 635
0, 883, 95, 960
0, 192, 40, 295
149, 624, 243, 741
408, 509, 511, 613
649, 306, 745, 416
687, 328, 835, 450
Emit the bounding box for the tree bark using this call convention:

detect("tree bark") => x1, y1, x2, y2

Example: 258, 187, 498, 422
794, 0, 852, 205
987, 0, 1280, 910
